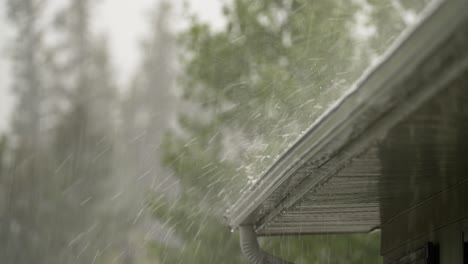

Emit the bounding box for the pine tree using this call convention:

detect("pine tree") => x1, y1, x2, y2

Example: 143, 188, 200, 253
148, 0, 425, 263
1, 1, 53, 263
118, 2, 178, 261
0, 135, 10, 246
121, 0, 177, 197
48, 0, 120, 262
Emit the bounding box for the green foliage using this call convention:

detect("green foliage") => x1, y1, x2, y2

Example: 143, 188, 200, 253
1, 0, 125, 263
147, 0, 430, 263
263, 233, 382, 264
47, 1, 121, 262
149, 0, 435, 263
176, 0, 369, 182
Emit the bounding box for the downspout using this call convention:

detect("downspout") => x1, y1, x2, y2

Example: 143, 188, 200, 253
239, 225, 293, 264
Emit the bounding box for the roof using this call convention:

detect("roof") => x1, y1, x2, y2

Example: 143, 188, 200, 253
225, 0, 468, 236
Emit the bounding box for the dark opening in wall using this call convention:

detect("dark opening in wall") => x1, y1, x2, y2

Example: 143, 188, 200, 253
464, 242, 468, 264
388, 242, 439, 264
464, 231, 468, 264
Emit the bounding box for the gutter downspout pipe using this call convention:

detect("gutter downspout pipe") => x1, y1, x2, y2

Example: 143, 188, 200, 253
239, 225, 293, 264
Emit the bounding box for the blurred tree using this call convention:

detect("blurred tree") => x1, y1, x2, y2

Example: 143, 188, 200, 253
148, 0, 428, 263
121, 0, 177, 198
1, 0, 53, 263
0, 136, 7, 174
0, 135, 10, 251
48, 0, 122, 262
116, 1, 178, 262
2, 0, 125, 262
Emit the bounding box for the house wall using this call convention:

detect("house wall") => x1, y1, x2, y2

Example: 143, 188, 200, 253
381, 181, 468, 263
377, 70, 468, 264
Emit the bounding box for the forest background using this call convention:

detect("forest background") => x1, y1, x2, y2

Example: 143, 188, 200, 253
0, 0, 432, 263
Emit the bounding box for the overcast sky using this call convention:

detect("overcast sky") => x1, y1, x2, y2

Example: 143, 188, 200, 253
0, 0, 225, 132
96, 0, 226, 84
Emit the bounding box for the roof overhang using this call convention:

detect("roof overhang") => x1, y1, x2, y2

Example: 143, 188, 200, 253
226, 0, 468, 236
